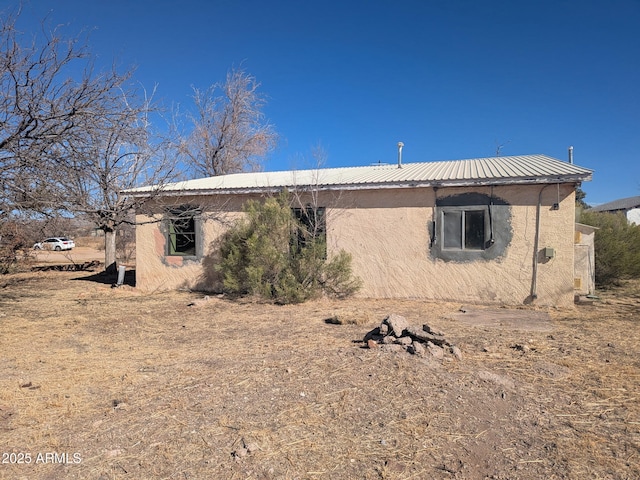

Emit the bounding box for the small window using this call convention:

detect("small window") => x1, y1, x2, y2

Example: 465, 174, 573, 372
292, 206, 326, 256
167, 208, 198, 256
432, 192, 510, 262
442, 208, 486, 251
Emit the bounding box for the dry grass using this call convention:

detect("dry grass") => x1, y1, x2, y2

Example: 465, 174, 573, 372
73, 236, 105, 250
0, 272, 638, 479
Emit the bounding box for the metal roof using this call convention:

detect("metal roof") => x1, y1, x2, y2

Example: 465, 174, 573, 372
590, 195, 640, 212
126, 154, 593, 196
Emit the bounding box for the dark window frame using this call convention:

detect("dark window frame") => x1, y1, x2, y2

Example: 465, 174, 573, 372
440, 206, 488, 251
431, 192, 511, 262
166, 207, 201, 258
291, 205, 327, 257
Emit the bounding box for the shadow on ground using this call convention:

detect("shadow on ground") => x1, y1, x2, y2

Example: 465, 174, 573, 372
72, 269, 136, 287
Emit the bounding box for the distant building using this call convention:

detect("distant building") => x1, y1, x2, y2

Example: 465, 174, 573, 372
590, 196, 640, 225
574, 223, 598, 296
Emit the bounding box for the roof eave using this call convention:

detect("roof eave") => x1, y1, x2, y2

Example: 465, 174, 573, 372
124, 173, 592, 198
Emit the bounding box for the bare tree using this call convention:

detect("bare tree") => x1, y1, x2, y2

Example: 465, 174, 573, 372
0, 10, 180, 273
182, 68, 277, 177
54, 86, 180, 273
0, 10, 126, 213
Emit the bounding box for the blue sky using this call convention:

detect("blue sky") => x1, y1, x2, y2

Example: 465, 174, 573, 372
7, 0, 640, 205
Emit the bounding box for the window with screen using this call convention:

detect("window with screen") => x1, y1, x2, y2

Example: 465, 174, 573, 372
167, 208, 198, 256
442, 208, 486, 251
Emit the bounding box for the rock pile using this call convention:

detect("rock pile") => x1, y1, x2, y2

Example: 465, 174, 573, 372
363, 313, 462, 360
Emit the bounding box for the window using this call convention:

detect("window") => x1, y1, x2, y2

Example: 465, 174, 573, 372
442, 208, 486, 251
292, 206, 326, 256
431, 192, 511, 262
167, 208, 198, 256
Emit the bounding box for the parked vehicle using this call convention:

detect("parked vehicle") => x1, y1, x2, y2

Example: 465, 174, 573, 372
33, 237, 75, 251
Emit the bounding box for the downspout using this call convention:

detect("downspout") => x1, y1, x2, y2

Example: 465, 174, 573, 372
530, 184, 552, 301
488, 186, 495, 245
431, 186, 439, 248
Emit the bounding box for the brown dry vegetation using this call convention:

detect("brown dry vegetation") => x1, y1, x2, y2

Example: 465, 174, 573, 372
0, 271, 638, 479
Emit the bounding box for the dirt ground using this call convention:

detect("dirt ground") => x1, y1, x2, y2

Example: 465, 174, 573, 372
0, 271, 638, 480
31, 246, 105, 265
28, 242, 107, 269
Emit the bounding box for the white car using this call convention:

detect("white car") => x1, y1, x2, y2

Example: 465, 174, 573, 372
33, 237, 76, 251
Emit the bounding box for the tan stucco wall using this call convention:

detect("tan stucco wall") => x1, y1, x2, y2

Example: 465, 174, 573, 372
135, 184, 577, 306
135, 194, 247, 293
328, 184, 576, 306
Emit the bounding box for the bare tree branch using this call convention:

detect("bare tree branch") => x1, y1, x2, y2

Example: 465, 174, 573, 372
0, 10, 181, 272
181, 68, 277, 177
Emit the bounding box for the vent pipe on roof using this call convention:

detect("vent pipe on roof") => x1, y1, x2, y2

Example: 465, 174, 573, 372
397, 142, 404, 169
568, 146, 574, 164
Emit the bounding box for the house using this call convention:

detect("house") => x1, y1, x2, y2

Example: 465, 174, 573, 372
589, 195, 640, 225
126, 154, 593, 306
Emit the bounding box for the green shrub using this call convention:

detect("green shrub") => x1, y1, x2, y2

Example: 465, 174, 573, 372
320, 250, 362, 298
579, 210, 640, 286
216, 192, 361, 303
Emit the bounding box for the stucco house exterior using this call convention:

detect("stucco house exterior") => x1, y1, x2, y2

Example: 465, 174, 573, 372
590, 195, 640, 225
127, 154, 592, 307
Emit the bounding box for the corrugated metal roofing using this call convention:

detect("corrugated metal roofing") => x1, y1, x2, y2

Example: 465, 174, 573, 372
590, 195, 640, 212
126, 154, 593, 196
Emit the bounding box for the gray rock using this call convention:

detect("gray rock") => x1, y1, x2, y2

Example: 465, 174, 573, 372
380, 344, 406, 353
450, 345, 463, 361
426, 342, 445, 359
379, 323, 389, 335
512, 343, 531, 353
384, 314, 410, 337
422, 324, 445, 337
232, 447, 247, 460
244, 442, 259, 454
408, 341, 426, 356
405, 325, 448, 346
395, 336, 413, 346
381, 335, 395, 344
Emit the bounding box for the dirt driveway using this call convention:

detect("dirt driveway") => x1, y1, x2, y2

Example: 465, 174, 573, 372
31, 246, 104, 265
0, 272, 638, 479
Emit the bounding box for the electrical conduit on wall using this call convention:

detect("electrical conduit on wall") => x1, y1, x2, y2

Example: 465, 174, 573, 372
530, 184, 554, 302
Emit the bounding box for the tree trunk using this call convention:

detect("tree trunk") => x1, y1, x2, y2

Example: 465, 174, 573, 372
104, 228, 117, 275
